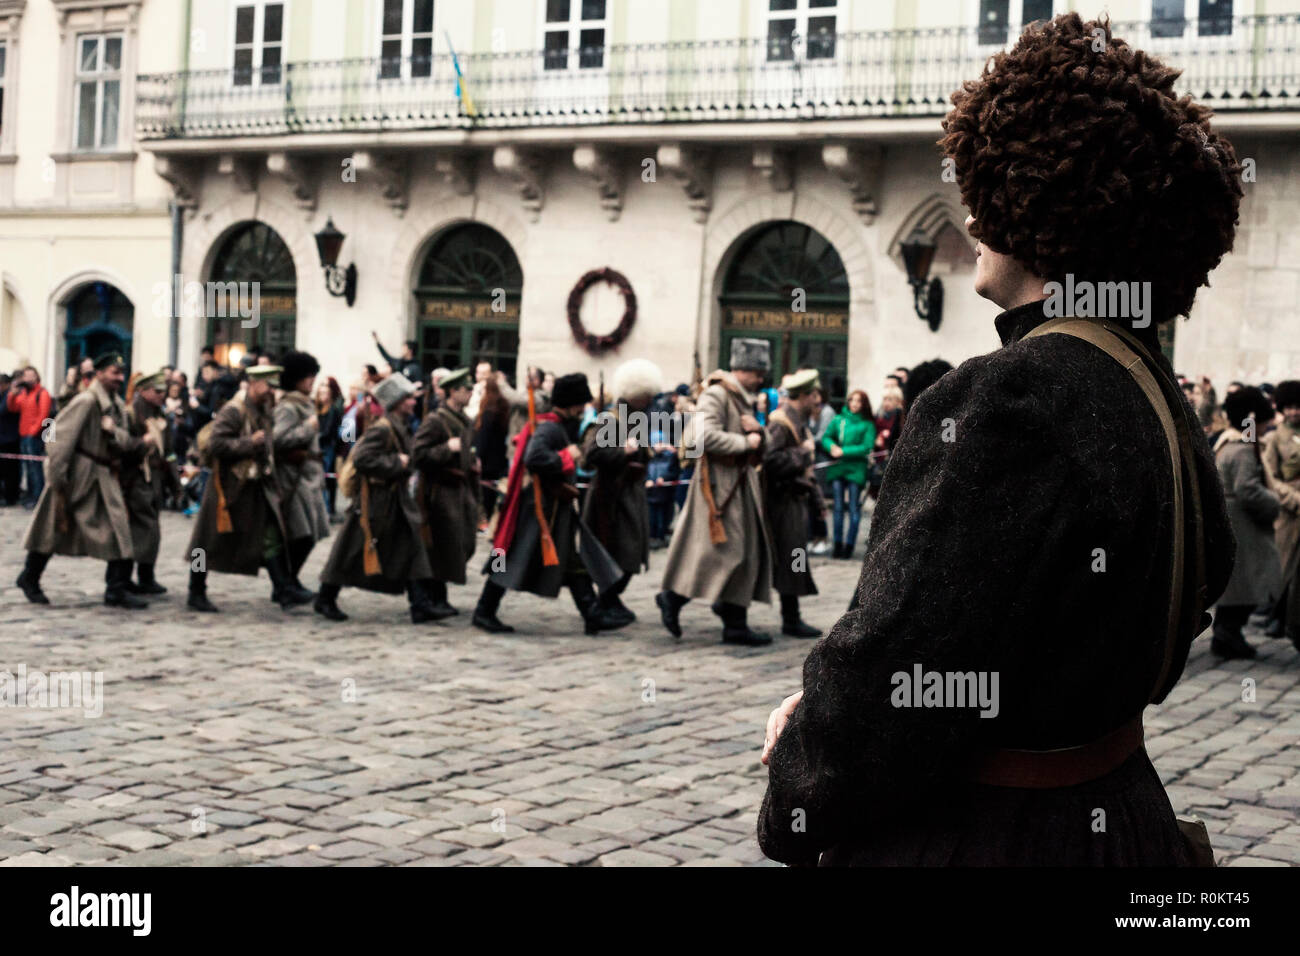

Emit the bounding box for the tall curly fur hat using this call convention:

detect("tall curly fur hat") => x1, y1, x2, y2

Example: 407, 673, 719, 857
939, 13, 1242, 324
611, 358, 664, 402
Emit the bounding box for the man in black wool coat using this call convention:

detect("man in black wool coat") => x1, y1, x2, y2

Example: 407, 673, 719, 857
472, 372, 623, 636
758, 13, 1242, 866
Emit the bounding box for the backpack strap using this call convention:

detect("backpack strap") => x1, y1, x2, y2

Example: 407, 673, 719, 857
1023, 317, 1198, 704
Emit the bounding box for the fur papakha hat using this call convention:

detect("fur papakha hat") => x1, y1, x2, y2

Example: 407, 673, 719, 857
281, 351, 321, 389
729, 338, 771, 374
373, 372, 416, 411
611, 358, 664, 402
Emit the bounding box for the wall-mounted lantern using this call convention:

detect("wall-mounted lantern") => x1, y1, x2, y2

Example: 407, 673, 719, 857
900, 228, 943, 332
314, 217, 357, 307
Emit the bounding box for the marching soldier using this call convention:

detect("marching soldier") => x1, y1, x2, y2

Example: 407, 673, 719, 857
186, 365, 312, 613
15, 352, 144, 608
1263, 380, 1300, 649
581, 358, 664, 627
274, 351, 331, 595
762, 369, 823, 638
472, 372, 623, 635
411, 367, 480, 619
119, 368, 180, 595
314, 372, 441, 623
656, 339, 775, 645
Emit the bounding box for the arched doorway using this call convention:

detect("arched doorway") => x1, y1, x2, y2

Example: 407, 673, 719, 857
207, 221, 297, 366
64, 281, 134, 372
414, 223, 522, 381
719, 221, 850, 407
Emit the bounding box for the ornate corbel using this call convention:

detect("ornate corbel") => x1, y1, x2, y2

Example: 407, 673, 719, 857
433, 152, 476, 196
352, 150, 409, 215
573, 145, 623, 222
266, 151, 317, 210
217, 153, 258, 193
822, 143, 883, 225
154, 155, 199, 209
752, 145, 793, 192
492, 146, 544, 222
657, 144, 712, 223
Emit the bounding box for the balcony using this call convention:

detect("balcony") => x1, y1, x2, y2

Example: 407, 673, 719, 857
137, 14, 1300, 141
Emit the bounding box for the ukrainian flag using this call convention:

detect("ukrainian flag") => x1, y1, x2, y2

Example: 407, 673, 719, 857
445, 32, 478, 119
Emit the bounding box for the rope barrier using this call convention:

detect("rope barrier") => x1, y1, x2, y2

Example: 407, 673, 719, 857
0, 449, 892, 492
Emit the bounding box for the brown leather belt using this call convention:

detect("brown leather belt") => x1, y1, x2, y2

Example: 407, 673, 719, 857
707, 452, 750, 468
971, 715, 1144, 789
77, 446, 121, 478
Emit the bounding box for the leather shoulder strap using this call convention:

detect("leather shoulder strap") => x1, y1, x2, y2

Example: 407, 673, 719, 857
1023, 318, 1189, 703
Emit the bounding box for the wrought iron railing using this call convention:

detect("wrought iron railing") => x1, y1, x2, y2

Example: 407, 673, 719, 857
136, 15, 1300, 139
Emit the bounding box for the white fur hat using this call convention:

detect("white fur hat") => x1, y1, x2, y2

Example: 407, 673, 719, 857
611, 358, 664, 402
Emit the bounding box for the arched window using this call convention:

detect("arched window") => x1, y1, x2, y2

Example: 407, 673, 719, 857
64, 281, 133, 372
414, 223, 523, 381
719, 220, 850, 407
207, 221, 296, 366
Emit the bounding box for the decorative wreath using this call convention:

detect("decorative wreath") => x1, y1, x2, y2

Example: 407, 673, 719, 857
567, 267, 637, 355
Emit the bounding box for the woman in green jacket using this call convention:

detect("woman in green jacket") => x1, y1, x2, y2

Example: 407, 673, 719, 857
821, 389, 876, 559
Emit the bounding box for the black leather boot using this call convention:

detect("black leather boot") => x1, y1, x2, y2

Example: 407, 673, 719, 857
780, 594, 821, 638
1210, 606, 1255, 659
131, 562, 167, 596
313, 582, 348, 621
266, 553, 313, 609
427, 579, 458, 620
408, 578, 445, 624
716, 602, 772, 646
16, 551, 51, 605
187, 569, 219, 613
569, 579, 621, 636
288, 537, 315, 594
600, 576, 636, 626
656, 590, 687, 639
105, 559, 148, 609
472, 580, 515, 633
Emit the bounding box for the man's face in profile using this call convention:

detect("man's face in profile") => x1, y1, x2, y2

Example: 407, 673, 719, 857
966, 214, 1044, 310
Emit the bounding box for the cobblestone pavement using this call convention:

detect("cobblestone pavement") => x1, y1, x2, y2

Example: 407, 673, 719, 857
0, 507, 1297, 866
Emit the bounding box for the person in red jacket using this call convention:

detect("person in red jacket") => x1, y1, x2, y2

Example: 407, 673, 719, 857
7, 367, 52, 508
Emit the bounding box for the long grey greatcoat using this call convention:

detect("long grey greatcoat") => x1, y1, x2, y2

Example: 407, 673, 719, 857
763, 404, 818, 598
119, 394, 177, 564
661, 372, 773, 606
273, 390, 330, 544
185, 397, 286, 576
488, 415, 622, 598
759, 301, 1237, 867
412, 403, 479, 584
23, 379, 133, 561
320, 413, 432, 593
581, 407, 651, 577
1262, 421, 1300, 617
1215, 429, 1282, 608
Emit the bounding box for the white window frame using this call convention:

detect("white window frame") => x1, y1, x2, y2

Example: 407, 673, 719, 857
538, 0, 610, 72
968, 0, 1061, 52
377, 0, 437, 81
763, 0, 841, 63
230, 0, 287, 89
1147, 0, 1248, 41
72, 31, 123, 152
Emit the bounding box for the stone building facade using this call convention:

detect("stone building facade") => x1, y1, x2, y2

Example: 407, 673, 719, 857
2, 0, 1297, 399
